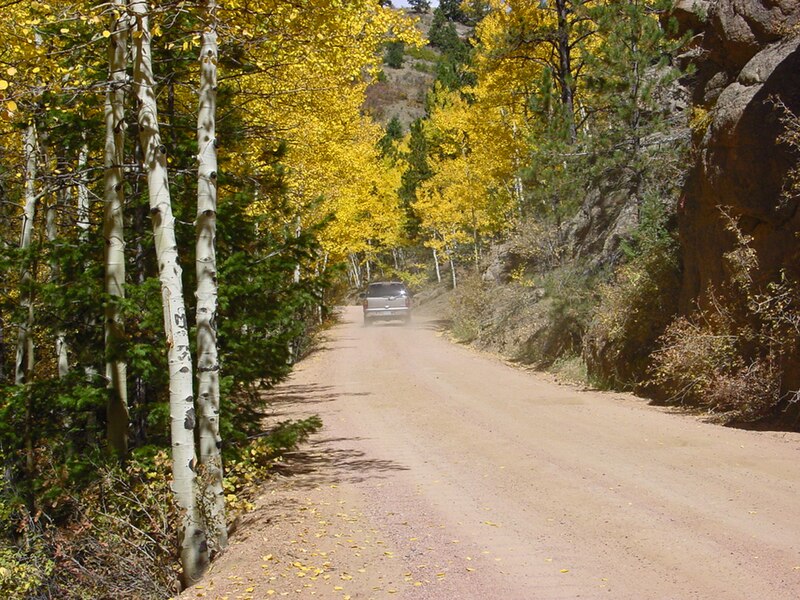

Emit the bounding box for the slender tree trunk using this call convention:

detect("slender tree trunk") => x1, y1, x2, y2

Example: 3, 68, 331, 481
77, 142, 90, 239
16, 123, 37, 386
318, 252, 328, 324
17, 122, 38, 511
104, 2, 130, 457
131, 0, 208, 585
555, 0, 577, 143
349, 254, 361, 288
195, 0, 227, 553
433, 248, 441, 284
288, 216, 302, 364
0, 315, 5, 381
46, 193, 69, 379
450, 255, 457, 290
471, 208, 480, 271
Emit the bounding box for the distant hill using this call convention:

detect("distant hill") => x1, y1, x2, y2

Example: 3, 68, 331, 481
363, 9, 471, 132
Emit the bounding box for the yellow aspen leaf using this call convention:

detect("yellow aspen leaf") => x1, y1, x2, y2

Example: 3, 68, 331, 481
6, 101, 17, 112
5, 68, 16, 76
0, 80, 7, 90
102, 30, 111, 38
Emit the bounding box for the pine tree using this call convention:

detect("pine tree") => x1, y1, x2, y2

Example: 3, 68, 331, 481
384, 41, 405, 69
439, 0, 465, 22
585, 0, 685, 195
378, 116, 403, 157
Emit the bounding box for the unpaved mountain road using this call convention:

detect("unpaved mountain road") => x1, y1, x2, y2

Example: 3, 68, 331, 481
187, 306, 800, 600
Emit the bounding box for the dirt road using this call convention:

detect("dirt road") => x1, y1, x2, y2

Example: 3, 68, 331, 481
192, 306, 800, 600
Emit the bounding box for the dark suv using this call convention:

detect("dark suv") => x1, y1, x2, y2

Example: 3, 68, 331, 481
362, 281, 412, 325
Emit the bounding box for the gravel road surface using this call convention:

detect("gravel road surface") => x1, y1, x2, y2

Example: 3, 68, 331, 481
187, 305, 800, 600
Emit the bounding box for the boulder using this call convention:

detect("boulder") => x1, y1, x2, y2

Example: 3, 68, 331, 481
710, 0, 800, 70
679, 29, 800, 394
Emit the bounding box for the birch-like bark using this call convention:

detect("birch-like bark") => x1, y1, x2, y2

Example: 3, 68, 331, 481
77, 142, 90, 241
15, 123, 37, 385
195, 0, 227, 553
17, 123, 38, 509
46, 192, 69, 379
104, 2, 129, 457
288, 216, 301, 364
349, 254, 361, 288
130, 0, 208, 584
433, 248, 441, 284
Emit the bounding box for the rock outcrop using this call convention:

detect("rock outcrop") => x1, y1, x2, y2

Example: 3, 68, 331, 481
678, 0, 800, 393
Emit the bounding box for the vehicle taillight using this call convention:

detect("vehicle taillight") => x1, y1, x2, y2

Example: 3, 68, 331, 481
363, 298, 368, 309
404, 296, 411, 308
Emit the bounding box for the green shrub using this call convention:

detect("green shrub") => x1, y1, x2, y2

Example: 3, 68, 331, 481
538, 265, 599, 361
405, 46, 439, 62
384, 41, 405, 69
583, 197, 681, 389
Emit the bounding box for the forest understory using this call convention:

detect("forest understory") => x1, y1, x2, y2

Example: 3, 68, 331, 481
1, 0, 799, 596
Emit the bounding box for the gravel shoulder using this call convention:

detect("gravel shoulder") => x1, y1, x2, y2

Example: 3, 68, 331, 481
182, 305, 800, 600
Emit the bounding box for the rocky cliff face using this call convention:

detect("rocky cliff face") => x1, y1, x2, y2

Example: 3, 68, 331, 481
677, 0, 800, 390
677, 0, 800, 300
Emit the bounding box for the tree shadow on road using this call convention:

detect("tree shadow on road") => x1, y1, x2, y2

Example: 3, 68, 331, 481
264, 383, 371, 419
418, 317, 452, 333
269, 438, 409, 489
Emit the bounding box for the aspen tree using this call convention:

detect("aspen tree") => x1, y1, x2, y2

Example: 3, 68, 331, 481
104, 0, 130, 457
46, 190, 69, 379
15, 122, 37, 386
195, 0, 227, 552
130, 0, 208, 584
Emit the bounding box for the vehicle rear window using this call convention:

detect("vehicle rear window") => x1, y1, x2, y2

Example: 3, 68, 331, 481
366, 283, 407, 297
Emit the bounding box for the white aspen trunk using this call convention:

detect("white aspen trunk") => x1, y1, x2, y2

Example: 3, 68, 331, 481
46, 195, 69, 379
15, 122, 37, 385
104, 2, 129, 457
365, 258, 371, 282
17, 122, 38, 505
293, 217, 302, 285
450, 256, 457, 290
131, 0, 207, 584
77, 142, 90, 240
195, 0, 227, 553
433, 248, 441, 284
349, 254, 361, 288
318, 252, 328, 324
472, 208, 480, 271
288, 216, 302, 364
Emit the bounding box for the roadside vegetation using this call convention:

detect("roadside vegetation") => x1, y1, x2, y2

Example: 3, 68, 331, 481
1, 0, 799, 596
368, 1, 800, 428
